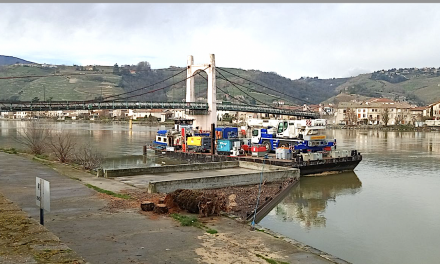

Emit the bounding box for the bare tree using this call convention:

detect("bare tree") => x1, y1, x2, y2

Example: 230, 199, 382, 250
73, 145, 103, 170
16, 121, 49, 155
382, 108, 390, 126
345, 108, 358, 126
395, 114, 403, 125
47, 131, 76, 163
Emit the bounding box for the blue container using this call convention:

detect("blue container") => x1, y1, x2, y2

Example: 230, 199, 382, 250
223, 127, 238, 139
217, 139, 233, 152
215, 127, 238, 139
217, 139, 240, 154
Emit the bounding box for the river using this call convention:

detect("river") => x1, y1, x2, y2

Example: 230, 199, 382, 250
260, 129, 440, 264
1, 120, 439, 263
0, 120, 171, 168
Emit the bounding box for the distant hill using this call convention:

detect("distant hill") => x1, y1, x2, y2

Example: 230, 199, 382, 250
0, 63, 344, 105
0, 55, 34, 66
325, 67, 440, 105
1, 60, 439, 106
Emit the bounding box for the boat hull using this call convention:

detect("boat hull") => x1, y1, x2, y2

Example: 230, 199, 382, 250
155, 150, 362, 176
297, 157, 362, 175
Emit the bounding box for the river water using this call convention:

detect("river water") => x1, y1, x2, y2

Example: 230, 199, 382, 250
1, 120, 439, 263
260, 129, 440, 264
0, 120, 169, 168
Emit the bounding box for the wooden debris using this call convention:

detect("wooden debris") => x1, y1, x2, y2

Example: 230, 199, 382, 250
153, 204, 168, 214
140, 201, 155, 211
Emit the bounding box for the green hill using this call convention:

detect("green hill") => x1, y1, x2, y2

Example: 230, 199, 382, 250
0, 55, 34, 66
0, 64, 123, 102
1, 60, 439, 106
329, 68, 440, 105
0, 63, 344, 106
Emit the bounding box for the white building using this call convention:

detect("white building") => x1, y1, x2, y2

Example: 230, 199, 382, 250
334, 99, 422, 125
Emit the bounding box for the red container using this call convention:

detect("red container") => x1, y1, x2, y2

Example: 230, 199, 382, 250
241, 145, 250, 151
251, 146, 267, 152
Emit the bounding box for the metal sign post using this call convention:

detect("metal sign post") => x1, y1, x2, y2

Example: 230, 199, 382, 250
36, 177, 50, 226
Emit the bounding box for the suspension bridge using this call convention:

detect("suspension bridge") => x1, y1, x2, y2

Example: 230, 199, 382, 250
0, 54, 319, 129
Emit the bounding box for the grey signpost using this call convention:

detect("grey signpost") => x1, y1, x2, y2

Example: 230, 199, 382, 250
36, 177, 50, 225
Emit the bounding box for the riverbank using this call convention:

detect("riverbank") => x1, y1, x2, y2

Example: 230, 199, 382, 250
327, 124, 440, 131
0, 151, 347, 264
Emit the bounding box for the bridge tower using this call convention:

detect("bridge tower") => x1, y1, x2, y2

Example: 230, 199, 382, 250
186, 54, 217, 130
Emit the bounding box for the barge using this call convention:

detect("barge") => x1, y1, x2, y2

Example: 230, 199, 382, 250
155, 149, 362, 176
151, 118, 362, 175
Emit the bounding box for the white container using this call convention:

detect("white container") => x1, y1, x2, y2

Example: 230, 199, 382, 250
330, 150, 341, 158
276, 148, 291, 160
310, 152, 323, 160
301, 153, 311, 161
341, 150, 350, 157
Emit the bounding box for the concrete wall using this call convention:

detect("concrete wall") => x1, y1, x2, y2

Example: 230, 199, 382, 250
148, 165, 299, 193
238, 161, 289, 172
104, 161, 239, 178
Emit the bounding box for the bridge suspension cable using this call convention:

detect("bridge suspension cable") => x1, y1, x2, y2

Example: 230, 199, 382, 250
215, 69, 279, 109
105, 66, 210, 102
215, 75, 302, 108
216, 67, 313, 105
94, 68, 187, 102
196, 72, 256, 108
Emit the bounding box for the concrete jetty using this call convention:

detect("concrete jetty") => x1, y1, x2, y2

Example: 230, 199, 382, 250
104, 161, 300, 193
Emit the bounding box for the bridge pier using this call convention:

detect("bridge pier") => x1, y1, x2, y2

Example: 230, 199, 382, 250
186, 54, 217, 130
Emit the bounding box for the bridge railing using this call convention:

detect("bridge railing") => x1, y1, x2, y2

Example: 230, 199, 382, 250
0, 101, 319, 118
0, 101, 209, 111
218, 104, 319, 118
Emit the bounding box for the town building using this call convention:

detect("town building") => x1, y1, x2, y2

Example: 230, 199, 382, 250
334, 99, 423, 125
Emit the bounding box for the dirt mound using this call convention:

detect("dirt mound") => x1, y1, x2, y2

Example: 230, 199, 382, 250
166, 189, 227, 216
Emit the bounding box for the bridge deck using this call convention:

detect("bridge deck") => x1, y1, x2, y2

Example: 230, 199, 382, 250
0, 101, 319, 118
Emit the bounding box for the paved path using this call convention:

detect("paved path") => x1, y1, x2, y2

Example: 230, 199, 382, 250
0, 152, 344, 264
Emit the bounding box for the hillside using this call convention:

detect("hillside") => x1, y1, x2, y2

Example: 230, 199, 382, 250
329, 68, 440, 105
0, 63, 344, 105
1, 57, 440, 106
0, 64, 123, 102
0, 55, 33, 66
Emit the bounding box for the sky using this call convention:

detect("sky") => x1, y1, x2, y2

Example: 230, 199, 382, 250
2, 3, 440, 80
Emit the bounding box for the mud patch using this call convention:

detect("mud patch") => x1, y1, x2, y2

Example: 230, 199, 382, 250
195, 231, 287, 264
0, 194, 84, 264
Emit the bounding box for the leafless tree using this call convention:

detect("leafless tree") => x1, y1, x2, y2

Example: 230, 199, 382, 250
47, 131, 76, 163
16, 121, 49, 155
345, 108, 358, 126
382, 108, 390, 126
395, 114, 404, 125
73, 145, 103, 170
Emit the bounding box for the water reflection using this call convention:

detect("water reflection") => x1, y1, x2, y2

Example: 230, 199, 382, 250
271, 172, 362, 229
261, 129, 440, 264
327, 129, 440, 155
0, 120, 170, 168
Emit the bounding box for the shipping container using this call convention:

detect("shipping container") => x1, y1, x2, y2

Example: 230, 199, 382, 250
187, 136, 202, 146
217, 139, 240, 154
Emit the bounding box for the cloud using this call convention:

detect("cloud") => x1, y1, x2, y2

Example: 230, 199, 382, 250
1, 3, 440, 79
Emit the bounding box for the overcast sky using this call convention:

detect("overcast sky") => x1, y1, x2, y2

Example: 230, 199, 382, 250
2, 3, 440, 79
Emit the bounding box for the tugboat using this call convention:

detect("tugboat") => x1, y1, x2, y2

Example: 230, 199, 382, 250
153, 118, 210, 149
